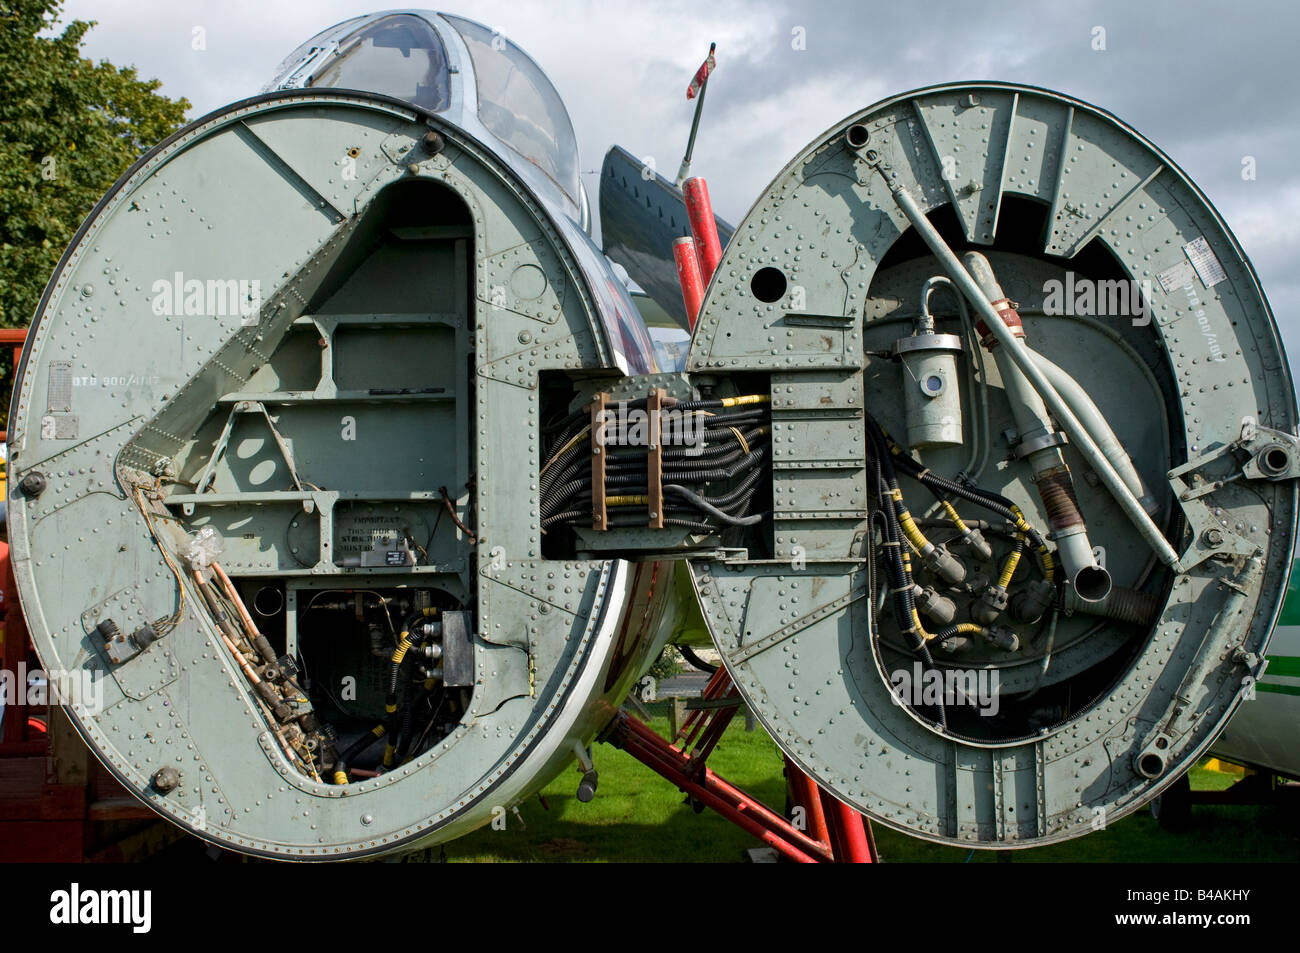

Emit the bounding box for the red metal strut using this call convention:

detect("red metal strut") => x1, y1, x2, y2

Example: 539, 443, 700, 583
683, 177, 723, 281
673, 236, 705, 329
606, 667, 877, 863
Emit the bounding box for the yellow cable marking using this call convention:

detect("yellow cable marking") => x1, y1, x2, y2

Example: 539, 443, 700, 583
897, 507, 932, 553
1039, 549, 1056, 580
998, 541, 1023, 589
940, 499, 969, 532
539, 424, 592, 478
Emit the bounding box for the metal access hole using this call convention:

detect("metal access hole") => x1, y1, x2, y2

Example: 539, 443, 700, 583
845, 124, 870, 149
1137, 752, 1165, 778
1263, 446, 1290, 475
751, 267, 788, 303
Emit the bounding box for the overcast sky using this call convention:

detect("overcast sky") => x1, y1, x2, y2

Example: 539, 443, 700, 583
58, 0, 1300, 355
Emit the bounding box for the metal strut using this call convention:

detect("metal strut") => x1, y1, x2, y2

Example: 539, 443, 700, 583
605, 667, 877, 863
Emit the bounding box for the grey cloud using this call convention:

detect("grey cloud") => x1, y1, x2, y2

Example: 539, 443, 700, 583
58, 0, 1300, 353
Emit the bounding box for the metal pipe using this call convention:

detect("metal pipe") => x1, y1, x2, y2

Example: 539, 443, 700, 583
1064, 584, 1162, 627
882, 183, 1183, 573
1026, 349, 1157, 514
820, 788, 875, 863
787, 758, 831, 847
683, 177, 723, 281
673, 236, 705, 329
957, 252, 1109, 601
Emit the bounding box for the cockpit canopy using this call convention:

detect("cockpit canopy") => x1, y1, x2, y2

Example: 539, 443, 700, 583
442, 15, 581, 204
266, 12, 582, 205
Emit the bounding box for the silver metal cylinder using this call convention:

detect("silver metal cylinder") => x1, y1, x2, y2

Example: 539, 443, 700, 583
894, 332, 964, 448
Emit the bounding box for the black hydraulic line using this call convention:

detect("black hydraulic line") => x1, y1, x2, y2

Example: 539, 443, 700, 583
866, 413, 1050, 554
606, 507, 718, 530
543, 409, 586, 445
589, 442, 769, 491
664, 484, 765, 526
679, 645, 719, 673
665, 518, 718, 532
382, 611, 429, 763
669, 398, 728, 411
539, 439, 589, 497
863, 419, 958, 732
660, 440, 764, 467
905, 463, 1049, 553
667, 444, 770, 485
539, 452, 582, 497
334, 724, 386, 777
542, 476, 591, 510
705, 463, 767, 509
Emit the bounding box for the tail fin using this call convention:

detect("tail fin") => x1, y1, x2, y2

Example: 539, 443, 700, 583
599, 145, 733, 329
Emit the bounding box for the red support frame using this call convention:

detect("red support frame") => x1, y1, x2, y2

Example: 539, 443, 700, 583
0, 327, 39, 753
607, 667, 877, 863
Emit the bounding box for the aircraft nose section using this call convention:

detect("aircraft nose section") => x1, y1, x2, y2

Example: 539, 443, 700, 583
6, 90, 642, 859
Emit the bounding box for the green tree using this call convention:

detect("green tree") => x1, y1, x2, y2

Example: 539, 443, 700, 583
0, 0, 190, 331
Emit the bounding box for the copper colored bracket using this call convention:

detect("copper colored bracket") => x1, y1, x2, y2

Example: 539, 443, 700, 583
647, 388, 665, 529
591, 392, 607, 530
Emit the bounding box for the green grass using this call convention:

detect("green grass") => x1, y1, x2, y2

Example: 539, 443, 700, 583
443, 705, 1300, 863
447, 707, 788, 863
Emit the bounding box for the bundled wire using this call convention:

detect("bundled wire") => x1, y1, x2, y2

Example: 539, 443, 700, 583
879, 425, 1056, 582
865, 411, 1067, 733
861, 420, 945, 724
132, 485, 187, 637
191, 564, 326, 780
539, 394, 773, 534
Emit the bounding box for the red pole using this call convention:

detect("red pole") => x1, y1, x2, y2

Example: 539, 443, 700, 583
683, 177, 723, 281
821, 788, 876, 863
673, 236, 705, 329
786, 758, 831, 849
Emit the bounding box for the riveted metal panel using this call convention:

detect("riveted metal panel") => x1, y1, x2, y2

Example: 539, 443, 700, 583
683, 83, 1297, 848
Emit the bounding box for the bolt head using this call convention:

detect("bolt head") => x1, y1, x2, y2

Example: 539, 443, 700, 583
19, 471, 46, 497
152, 766, 181, 793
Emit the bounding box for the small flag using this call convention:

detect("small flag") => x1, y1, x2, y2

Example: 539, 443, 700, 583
687, 43, 716, 100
